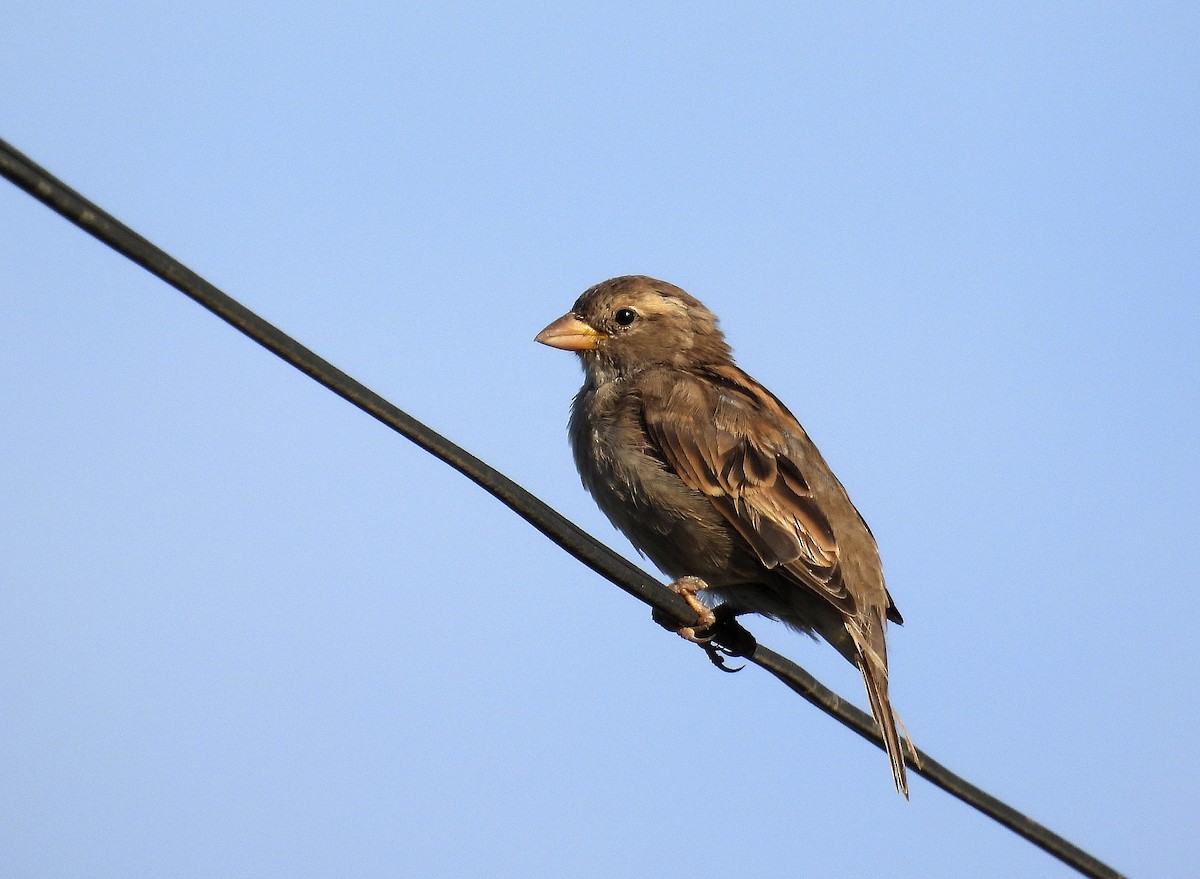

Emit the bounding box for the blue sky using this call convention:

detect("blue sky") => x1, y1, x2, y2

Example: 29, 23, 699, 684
2, 4, 1197, 877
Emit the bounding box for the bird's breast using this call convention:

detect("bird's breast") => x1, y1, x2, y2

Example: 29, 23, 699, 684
568, 380, 743, 584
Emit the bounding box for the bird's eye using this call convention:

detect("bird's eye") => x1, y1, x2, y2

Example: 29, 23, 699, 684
614, 308, 637, 327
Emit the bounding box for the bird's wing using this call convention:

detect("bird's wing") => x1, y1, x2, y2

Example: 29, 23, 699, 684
640, 364, 858, 615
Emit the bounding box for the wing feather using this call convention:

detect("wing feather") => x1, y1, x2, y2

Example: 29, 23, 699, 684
641, 365, 856, 613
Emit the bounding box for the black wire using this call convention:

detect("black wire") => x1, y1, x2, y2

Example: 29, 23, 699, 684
1, 137, 1128, 879
749, 647, 1125, 879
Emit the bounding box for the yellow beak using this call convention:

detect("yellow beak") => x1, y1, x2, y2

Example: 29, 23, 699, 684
535, 313, 603, 351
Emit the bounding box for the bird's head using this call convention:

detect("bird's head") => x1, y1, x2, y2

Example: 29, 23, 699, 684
535, 275, 732, 379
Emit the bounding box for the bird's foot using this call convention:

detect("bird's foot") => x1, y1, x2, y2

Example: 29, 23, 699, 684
669, 576, 717, 643
651, 578, 757, 673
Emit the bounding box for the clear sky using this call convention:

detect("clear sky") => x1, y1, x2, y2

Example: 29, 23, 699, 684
2, 4, 1197, 877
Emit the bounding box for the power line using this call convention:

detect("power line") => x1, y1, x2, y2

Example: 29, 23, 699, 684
0, 137, 1128, 879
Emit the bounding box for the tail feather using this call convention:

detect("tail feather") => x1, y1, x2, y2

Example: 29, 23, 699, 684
848, 616, 911, 798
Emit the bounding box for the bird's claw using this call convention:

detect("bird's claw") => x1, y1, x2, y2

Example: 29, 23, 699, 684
654, 576, 756, 672
680, 620, 745, 670
676, 625, 714, 644
701, 641, 745, 673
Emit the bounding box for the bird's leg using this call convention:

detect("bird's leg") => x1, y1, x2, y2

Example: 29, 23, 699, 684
651, 578, 756, 672
668, 575, 717, 642
709, 604, 757, 658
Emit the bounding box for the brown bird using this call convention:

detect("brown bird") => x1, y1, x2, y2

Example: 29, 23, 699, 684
536, 275, 912, 796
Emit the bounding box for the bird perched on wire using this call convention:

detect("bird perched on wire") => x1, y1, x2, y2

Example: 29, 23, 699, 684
536, 275, 912, 796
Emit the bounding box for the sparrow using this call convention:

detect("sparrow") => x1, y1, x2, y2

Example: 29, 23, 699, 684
536, 275, 912, 796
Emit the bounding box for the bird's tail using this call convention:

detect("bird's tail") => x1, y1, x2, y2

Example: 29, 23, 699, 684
848, 615, 913, 798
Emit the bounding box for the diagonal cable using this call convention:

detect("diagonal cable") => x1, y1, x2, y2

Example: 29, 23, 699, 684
0, 137, 1127, 879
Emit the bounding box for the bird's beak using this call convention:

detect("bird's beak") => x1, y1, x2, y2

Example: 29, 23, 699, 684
535, 313, 603, 351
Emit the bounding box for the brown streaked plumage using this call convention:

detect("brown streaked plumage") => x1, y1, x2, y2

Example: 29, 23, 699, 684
536, 275, 912, 796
